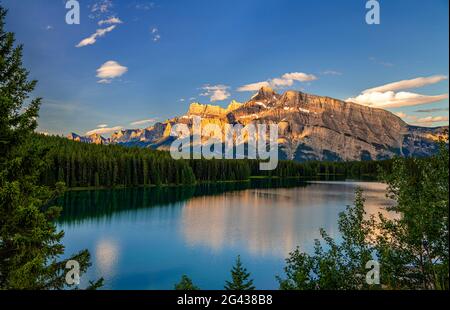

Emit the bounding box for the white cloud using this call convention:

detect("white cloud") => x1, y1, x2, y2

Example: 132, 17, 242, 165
394, 112, 449, 126
97, 124, 108, 128
76, 25, 117, 47
414, 115, 449, 125
363, 75, 448, 94
200, 85, 230, 102
86, 126, 122, 135
237, 71, 317, 92
271, 78, 294, 88
130, 118, 158, 126
96, 61, 128, 83
282, 72, 317, 82
346, 91, 449, 108
98, 17, 123, 26
347, 75, 449, 109
237, 81, 271, 92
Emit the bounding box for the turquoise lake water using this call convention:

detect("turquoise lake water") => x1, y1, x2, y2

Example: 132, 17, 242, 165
57, 179, 393, 289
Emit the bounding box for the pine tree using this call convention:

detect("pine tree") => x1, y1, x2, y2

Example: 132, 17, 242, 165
0, 6, 101, 289
174, 275, 199, 290
224, 256, 255, 290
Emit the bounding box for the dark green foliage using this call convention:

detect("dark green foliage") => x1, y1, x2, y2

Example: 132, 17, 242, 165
0, 7, 101, 289
224, 256, 255, 290
34, 134, 197, 188
174, 275, 199, 290
376, 140, 449, 289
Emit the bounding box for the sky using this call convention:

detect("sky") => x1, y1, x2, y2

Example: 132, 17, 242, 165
2, 0, 449, 136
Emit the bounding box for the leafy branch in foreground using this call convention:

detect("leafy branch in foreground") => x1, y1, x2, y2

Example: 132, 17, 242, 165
277, 189, 376, 290
376, 138, 449, 289
278, 139, 449, 290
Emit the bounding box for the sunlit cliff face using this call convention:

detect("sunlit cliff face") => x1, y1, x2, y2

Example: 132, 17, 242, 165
180, 182, 396, 257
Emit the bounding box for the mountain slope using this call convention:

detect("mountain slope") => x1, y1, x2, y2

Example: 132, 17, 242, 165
68, 87, 448, 161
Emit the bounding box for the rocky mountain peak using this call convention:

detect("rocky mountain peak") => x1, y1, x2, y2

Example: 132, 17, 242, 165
68, 132, 109, 145
188, 102, 227, 117
252, 86, 278, 101
66, 89, 447, 162
67, 132, 80, 140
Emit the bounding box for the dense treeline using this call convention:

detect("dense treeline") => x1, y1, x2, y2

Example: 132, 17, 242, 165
35, 134, 249, 187
247, 158, 392, 179
36, 134, 197, 187
33, 134, 393, 189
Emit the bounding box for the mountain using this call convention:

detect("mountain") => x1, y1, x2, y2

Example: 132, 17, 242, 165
67, 132, 109, 145
67, 87, 448, 161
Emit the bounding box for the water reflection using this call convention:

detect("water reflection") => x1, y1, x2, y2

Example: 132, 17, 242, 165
57, 179, 396, 289
96, 239, 120, 278
181, 182, 394, 257
57, 178, 310, 224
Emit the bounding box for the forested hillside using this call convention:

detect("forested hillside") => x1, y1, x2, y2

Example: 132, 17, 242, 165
33, 134, 392, 188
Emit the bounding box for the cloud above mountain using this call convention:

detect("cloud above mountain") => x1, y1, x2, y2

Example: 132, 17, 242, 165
200, 85, 230, 102
414, 115, 449, 125
238, 72, 317, 92
362, 75, 448, 94
395, 112, 449, 126
237, 81, 271, 92
347, 91, 448, 108
86, 126, 122, 135
346, 75, 449, 108
96, 61, 128, 83
130, 118, 158, 126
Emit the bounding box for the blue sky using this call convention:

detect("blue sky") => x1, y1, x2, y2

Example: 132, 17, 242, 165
2, 0, 449, 136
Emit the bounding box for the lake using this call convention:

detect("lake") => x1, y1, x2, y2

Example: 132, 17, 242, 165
57, 179, 394, 290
